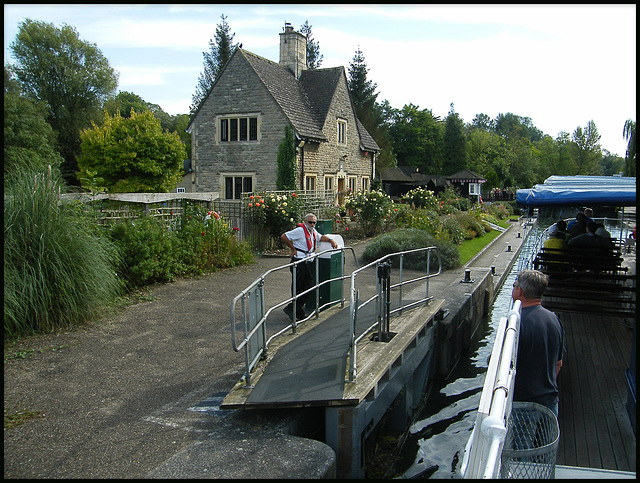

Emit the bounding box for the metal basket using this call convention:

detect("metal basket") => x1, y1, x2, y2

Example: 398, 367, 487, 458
500, 402, 560, 479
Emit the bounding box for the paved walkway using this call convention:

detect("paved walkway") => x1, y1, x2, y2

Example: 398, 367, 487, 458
4, 223, 526, 478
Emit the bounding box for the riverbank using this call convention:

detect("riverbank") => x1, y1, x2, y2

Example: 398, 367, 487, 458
4, 223, 526, 478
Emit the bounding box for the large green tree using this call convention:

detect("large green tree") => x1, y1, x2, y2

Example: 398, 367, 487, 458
388, 104, 443, 173
190, 14, 237, 113
77, 110, 184, 193
9, 19, 118, 187
571, 120, 602, 174
4, 66, 64, 181
442, 104, 468, 175
347, 47, 395, 175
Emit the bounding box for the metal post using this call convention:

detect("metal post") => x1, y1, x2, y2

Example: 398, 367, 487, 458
314, 255, 320, 317
292, 260, 298, 333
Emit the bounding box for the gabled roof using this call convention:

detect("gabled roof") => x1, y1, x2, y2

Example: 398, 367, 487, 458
447, 169, 486, 182
242, 50, 327, 142
189, 48, 379, 151
380, 167, 449, 187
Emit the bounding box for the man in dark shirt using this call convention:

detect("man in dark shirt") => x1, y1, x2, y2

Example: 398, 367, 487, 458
568, 221, 610, 249
512, 270, 564, 417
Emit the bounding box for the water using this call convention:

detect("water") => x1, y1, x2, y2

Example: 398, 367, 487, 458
387, 216, 631, 479
395, 228, 540, 479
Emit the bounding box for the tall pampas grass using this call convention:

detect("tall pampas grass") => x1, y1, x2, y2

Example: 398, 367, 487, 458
4, 166, 123, 339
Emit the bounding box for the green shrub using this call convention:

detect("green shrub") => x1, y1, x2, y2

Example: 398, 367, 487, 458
363, 228, 460, 271
109, 216, 181, 288
4, 167, 123, 339
344, 189, 393, 237
401, 187, 438, 210
109, 202, 253, 289
245, 191, 303, 240
453, 212, 487, 239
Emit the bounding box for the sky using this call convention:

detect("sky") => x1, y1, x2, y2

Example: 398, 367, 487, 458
4, 4, 636, 158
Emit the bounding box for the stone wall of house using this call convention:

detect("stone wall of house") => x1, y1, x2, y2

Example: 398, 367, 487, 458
192, 55, 375, 196
300, 71, 373, 192
191, 53, 289, 194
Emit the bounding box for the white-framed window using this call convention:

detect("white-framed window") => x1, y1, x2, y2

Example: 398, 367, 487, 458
469, 183, 481, 195
177, 187, 186, 193
361, 176, 369, 192
337, 119, 347, 144
324, 175, 334, 191
219, 115, 259, 143
223, 173, 254, 200
348, 176, 357, 193
305, 174, 317, 191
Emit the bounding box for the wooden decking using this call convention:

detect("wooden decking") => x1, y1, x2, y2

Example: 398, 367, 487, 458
556, 309, 636, 472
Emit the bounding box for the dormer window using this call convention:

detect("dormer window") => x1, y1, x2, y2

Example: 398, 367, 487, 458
337, 119, 347, 144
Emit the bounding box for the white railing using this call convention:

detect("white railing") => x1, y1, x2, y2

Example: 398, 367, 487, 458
460, 300, 522, 479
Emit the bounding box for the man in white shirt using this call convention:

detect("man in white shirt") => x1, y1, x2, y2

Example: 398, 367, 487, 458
280, 213, 338, 320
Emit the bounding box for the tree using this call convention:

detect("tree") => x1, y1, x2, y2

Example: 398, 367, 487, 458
348, 47, 378, 118
300, 20, 323, 69
4, 66, 64, 181
471, 113, 495, 132
388, 104, 443, 173
276, 125, 297, 190
571, 120, 602, 174
442, 104, 468, 175
190, 14, 237, 113
9, 19, 118, 186
494, 112, 543, 142
77, 110, 184, 193
623, 119, 636, 177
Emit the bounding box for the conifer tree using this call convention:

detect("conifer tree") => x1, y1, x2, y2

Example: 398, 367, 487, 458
190, 14, 237, 114
443, 103, 468, 175
300, 21, 323, 69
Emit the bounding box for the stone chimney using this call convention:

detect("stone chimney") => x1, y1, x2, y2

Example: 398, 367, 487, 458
279, 22, 307, 78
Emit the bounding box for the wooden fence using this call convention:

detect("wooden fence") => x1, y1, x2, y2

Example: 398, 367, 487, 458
61, 190, 338, 251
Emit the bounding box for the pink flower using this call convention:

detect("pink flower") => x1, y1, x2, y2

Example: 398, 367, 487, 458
201, 232, 205, 236
233, 227, 239, 232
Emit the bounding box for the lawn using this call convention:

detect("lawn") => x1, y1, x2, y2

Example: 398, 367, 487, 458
458, 221, 510, 265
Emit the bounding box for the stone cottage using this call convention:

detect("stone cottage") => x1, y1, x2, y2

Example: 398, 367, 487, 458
187, 24, 380, 203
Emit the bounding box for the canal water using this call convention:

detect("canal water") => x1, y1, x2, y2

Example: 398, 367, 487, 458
393, 227, 538, 479
391, 215, 632, 479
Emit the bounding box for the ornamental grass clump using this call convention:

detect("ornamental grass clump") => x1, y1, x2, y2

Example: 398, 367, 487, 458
4, 167, 123, 339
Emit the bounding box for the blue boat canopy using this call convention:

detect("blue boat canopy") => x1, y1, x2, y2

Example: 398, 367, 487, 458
516, 176, 636, 207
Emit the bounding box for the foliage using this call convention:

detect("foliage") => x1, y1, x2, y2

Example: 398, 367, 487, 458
344, 189, 394, 237
77, 110, 184, 193
571, 120, 602, 174
363, 228, 460, 271
451, 212, 487, 239
276, 125, 297, 190
388, 104, 443, 173
4, 66, 64, 181
4, 167, 123, 339
300, 21, 323, 69
401, 187, 438, 210
442, 104, 468, 175
109, 203, 252, 289
437, 186, 470, 213
245, 191, 304, 240
9, 18, 118, 186
191, 14, 237, 113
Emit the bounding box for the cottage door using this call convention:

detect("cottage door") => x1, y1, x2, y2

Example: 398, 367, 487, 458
337, 178, 345, 206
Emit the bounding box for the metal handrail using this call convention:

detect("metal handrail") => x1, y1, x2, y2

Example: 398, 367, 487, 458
461, 299, 522, 479
230, 246, 358, 387
346, 246, 442, 382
